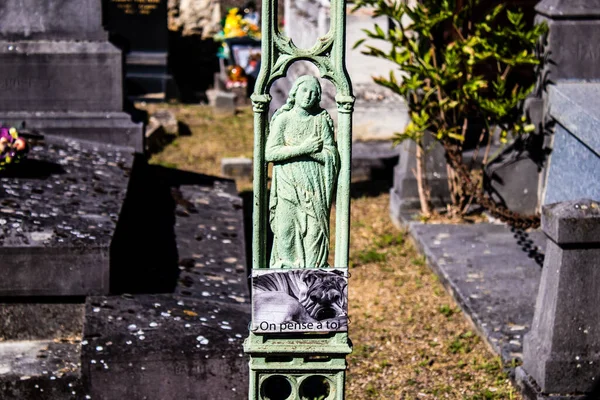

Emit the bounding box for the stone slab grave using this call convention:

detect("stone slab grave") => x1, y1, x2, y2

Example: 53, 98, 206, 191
0, 164, 250, 399
82, 168, 250, 399
0, 0, 143, 151
0, 135, 133, 297
408, 222, 545, 366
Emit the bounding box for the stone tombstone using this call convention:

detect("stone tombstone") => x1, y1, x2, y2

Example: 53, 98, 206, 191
534, 0, 600, 206
0, 0, 106, 41
536, 0, 600, 82
519, 199, 600, 398
103, 0, 174, 100
543, 83, 600, 205
0, 0, 143, 151
390, 133, 450, 222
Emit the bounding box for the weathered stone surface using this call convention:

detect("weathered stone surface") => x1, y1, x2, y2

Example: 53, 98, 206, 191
547, 83, 600, 156
541, 199, 600, 245
0, 112, 143, 152
83, 166, 249, 399
409, 222, 544, 363
0, 136, 133, 296
0, 41, 123, 112
153, 110, 179, 135
536, 0, 600, 19
145, 116, 165, 153
0, 340, 82, 400
536, 0, 600, 81
0, 163, 250, 399
213, 91, 237, 115
0, 302, 84, 341
347, 7, 409, 141
145, 111, 179, 154
515, 367, 588, 400
0, 40, 144, 150
522, 199, 600, 395
0, 0, 106, 41
351, 140, 399, 181
0, 3, 144, 150
533, 1, 600, 213
82, 295, 248, 400
544, 84, 600, 205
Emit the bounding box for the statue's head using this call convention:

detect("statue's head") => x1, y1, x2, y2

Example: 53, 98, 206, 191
287, 75, 322, 111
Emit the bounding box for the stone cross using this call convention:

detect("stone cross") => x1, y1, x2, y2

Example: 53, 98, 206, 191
243, 0, 354, 396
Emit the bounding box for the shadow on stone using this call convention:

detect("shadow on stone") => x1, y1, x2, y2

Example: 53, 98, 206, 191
0, 159, 66, 180
110, 156, 179, 294
111, 159, 245, 295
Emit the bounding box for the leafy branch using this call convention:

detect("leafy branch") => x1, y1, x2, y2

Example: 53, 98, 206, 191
354, 0, 547, 219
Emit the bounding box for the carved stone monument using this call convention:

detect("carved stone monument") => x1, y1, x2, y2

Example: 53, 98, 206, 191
243, 0, 354, 396
0, 0, 143, 151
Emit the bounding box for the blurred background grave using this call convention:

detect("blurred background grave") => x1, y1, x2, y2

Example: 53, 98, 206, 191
103, 0, 177, 102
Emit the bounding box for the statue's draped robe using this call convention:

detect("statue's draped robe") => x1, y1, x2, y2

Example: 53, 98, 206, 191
266, 109, 339, 268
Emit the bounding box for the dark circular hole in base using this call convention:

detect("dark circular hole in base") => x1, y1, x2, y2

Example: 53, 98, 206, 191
262, 375, 292, 400
299, 375, 331, 400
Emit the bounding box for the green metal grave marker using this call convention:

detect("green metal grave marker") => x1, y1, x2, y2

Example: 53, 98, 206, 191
243, 0, 354, 397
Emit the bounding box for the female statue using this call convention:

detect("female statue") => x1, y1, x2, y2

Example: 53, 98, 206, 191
266, 75, 340, 269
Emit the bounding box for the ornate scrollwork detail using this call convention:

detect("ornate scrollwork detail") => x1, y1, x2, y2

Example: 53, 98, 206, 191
335, 94, 355, 114
251, 94, 272, 113
274, 31, 334, 59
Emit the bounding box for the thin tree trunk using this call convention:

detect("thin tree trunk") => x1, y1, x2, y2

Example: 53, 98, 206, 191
446, 163, 458, 212
415, 141, 432, 216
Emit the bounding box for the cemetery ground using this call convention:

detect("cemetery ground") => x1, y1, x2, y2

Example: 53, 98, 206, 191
147, 103, 521, 399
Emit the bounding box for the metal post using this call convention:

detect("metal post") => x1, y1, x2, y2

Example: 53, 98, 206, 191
244, 0, 354, 396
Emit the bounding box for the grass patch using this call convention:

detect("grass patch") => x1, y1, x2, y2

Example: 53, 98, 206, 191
356, 249, 386, 265
439, 304, 457, 318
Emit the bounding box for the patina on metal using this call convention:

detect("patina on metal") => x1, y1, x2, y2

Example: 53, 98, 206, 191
243, 0, 354, 395
266, 75, 339, 269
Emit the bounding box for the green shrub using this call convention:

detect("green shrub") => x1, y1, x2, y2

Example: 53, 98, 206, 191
353, 0, 547, 217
